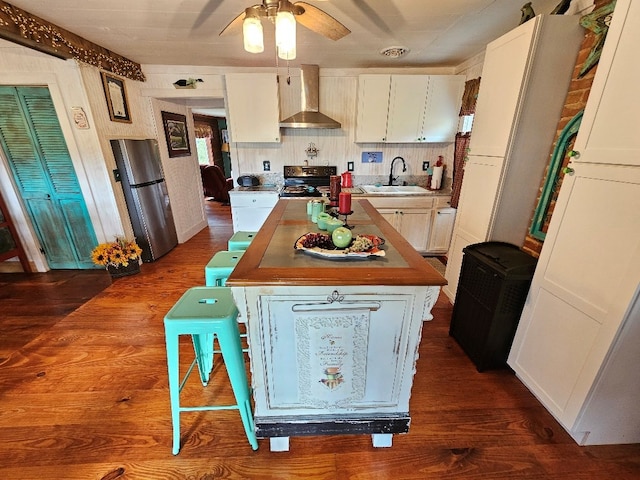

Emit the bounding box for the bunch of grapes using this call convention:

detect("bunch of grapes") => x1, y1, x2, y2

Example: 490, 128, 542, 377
301, 233, 335, 249
345, 235, 374, 253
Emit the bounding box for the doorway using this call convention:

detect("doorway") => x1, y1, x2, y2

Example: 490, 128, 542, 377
0, 86, 98, 269
193, 113, 231, 177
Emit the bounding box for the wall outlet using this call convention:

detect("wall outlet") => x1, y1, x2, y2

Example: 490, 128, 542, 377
113, 169, 121, 182
347, 161, 354, 172
263, 160, 270, 171
422, 161, 430, 171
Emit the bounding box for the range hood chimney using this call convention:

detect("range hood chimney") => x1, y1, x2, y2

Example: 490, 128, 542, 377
280, 65, 341, 129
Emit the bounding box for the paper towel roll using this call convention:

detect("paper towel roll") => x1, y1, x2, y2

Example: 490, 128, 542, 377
431, 166, 443, 190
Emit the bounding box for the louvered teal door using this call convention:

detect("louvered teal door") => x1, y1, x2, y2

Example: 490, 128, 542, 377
0, 86, 97, 269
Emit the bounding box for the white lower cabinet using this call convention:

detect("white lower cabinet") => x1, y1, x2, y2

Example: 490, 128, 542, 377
229, 190, 278, 233
365, 195, 454, 255
428, 206, 456, 254
509, 164, 640, 445
365, 196, 432, 252
380, 208, 430, 252
444, 157, 502, 299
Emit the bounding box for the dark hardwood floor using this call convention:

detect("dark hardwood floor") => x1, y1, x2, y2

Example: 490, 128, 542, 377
0, 201, 638, 479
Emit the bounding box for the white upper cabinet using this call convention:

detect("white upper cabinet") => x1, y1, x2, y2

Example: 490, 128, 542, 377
355, 75, 391, 143
225, 73, 280, 143
468, 21, 534, 157
386, 76, 430, 142
421, 75, 466, 143
356, 74, 464, 144
571, 0, 640, 167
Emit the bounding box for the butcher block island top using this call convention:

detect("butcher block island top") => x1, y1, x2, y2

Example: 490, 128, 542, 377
226, 199, 446, 287
226, 199, 445, 452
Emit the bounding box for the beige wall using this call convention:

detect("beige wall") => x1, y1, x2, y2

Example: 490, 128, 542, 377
150, 98, 207, 242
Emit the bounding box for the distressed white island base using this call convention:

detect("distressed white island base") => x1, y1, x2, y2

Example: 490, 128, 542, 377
227, 199, 445, 451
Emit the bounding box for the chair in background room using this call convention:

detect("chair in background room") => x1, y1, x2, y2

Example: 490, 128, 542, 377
200, 164, 233, 204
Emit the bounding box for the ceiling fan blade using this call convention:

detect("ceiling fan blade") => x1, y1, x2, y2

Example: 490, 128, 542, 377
219, 10, 246, 36
192, 0, 225, 30
294, 2, 351, 41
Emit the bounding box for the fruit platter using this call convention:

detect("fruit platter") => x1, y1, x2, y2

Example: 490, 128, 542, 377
294, 229, 385, 260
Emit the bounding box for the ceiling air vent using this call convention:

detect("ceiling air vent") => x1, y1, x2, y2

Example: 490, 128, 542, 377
380, 46, 409, 59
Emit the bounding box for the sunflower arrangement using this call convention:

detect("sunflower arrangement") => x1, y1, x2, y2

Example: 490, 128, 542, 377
91, 237, 142, 268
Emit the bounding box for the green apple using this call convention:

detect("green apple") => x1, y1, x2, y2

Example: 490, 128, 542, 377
331, 226, 353, 248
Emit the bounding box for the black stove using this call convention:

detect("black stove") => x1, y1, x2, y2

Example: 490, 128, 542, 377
280, 165, 336, 197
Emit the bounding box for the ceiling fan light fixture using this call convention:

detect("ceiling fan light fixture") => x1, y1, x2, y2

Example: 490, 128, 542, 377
278, 44, 296, 60
221, 0, 350, 60
242, 8, 264, 53
275, 7, 296, 60
380, 46, 410, 59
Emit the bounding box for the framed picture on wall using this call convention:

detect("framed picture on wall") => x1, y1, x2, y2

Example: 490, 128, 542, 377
100, 72, 132, 123
161, 111, 191, 157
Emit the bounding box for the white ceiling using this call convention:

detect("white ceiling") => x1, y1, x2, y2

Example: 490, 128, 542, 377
6, 0, 580, 69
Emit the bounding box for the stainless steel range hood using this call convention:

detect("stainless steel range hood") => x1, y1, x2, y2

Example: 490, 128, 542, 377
280, 65, 341, 129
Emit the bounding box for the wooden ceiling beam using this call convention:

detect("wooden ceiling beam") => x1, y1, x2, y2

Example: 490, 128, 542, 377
0, 0, 145, 81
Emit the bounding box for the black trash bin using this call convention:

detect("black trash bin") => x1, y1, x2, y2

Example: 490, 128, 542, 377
449, 241, 537, 372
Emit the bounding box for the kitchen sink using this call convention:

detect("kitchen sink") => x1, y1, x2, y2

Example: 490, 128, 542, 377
361, 185, 430, 195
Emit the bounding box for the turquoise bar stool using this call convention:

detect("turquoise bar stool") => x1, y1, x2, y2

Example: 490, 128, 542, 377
204, 249, 248, 354
205, 250, 245, 286
164, 286, 258, 454
228, 231, 257, 251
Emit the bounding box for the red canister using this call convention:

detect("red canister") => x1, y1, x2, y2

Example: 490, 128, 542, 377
338, 192, 352, 214
341, 171, 353, 188
329, 175, 341, 206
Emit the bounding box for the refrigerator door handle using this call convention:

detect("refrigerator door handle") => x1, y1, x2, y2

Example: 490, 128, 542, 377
130, 179, 165, 189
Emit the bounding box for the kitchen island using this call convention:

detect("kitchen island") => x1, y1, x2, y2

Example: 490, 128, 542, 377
226, 198, 446, 451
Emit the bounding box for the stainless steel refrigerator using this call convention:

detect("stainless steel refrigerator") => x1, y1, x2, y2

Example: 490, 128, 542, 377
111, 139, 178, 262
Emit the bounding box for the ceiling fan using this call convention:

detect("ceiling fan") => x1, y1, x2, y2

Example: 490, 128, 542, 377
219, 0, 351, 59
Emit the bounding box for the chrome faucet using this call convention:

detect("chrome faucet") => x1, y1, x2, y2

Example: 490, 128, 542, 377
388, 156, 407, 186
